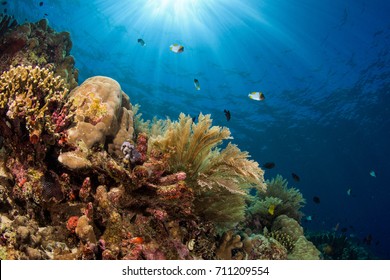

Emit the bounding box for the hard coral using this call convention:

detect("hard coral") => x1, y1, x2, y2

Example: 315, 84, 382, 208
58, 76, 134, 169
0, 65, 70, 147
242, 233, 288, 260
0, 17, 78, 89
215, 230, 243, 260
0, 65, 72, 203
271, 215, 320, 260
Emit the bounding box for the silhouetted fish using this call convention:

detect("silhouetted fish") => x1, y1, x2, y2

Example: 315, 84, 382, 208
39, 1, 43, 6
292, 173, 300, 182
1, 1, 7, 5
193, 79, 200, 90
262, 162, 275, 169
137, 38, 146, 46
224, 109, 231, 121
313, 196, 321, 204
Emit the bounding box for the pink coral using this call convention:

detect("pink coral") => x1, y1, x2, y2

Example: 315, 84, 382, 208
79, 177, 91, 202
136, 132, 148, 163
66, 216, 79, 233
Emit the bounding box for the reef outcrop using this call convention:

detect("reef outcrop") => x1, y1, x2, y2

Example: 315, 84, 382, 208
0, 15, 78, 90
0, 17, 318, 260
58, 76, 134, 170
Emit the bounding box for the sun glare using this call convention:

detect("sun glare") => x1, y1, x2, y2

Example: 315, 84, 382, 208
145, 0, 203, 22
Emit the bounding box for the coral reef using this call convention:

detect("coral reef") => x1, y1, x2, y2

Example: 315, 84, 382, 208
242, 233, 288, 260
271, 215, 320, 259
0, 17, 78, 89
247, 174, 305, 231
149, 113, 266, 230
0, 18, 317, 260
0, 65, 72, 203
307, 232, 372, 260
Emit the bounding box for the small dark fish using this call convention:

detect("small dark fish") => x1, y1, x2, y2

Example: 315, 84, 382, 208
44, 13, 48, 16
130, 213, 137, 224
192, 115, 197, 123
292, 172, 300, 182
341, 227, 348, 233
137, 38, 146, 46
39, 1, 44, 6
3, 8, 6, 13
224, 109, 231, 121
313, 196, 321, 204
363, 234, 372, 246
193, 78, 200, 90
1, 1, 7, 6
262, 162, 275, 169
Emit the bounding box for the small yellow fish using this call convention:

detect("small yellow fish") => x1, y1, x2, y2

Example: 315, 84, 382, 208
194, 78, 200, 90
170, 43, 184, 53
268, 204, 275, 215
248, 91, 265, 101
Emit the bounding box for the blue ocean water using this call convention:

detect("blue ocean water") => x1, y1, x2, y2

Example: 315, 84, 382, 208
6, 0, 390, 259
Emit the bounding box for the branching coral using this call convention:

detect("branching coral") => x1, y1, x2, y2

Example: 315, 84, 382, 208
0, 17, 78, 89
0, 65, 70, 146
215, 230, 243, 260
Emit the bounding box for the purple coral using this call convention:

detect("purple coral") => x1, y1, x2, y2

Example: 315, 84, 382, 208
121, 141, 141, 164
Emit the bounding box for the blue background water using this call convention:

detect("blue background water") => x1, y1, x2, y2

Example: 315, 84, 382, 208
6, 0, 390, 259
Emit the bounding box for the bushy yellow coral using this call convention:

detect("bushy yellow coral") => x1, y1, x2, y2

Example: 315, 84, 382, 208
148, 113, 266, 230
149, 113, 231, 176
0, 65, 69, 143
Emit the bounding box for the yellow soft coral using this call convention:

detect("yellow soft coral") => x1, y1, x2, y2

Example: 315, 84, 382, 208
149, 113, 265, 192
148, 113, 266, 230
